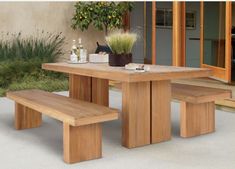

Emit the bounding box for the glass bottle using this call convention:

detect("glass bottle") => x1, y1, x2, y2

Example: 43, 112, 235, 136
77, 38, 83, 61
71, 40, 77, 54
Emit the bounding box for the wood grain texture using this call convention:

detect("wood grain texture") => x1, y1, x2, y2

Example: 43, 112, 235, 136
151, 1, 156, 64
172, 83, 232, 103
225, 1, 232, 82
7, 90, 118, 127
15, 103, 42, 130
69, 75, 109, 106
69, 74, 91, 101
180, 101, 215, 138
42, 63, 212, 82
151, 80, 171, 143
92, 77, 109, 106
122, 81, 151, 148
200, 1, 204, 67
181, 2, 186, 66
201, 64, 227, 80
63, 123, 102, 164
173, 1, 182, 66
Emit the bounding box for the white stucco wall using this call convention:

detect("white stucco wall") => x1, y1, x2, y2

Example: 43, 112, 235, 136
0, 2, 105, 60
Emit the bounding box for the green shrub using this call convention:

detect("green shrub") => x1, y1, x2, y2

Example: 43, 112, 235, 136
0, 59, 67, 88
0, 31, 68, 96
71, 2, 133, 35
0, 31, 65, 62
0, 88, 6, 96
8, 77, 68, 93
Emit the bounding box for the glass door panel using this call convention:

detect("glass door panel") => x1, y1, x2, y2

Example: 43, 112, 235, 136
200, 2, 232, 82
203, 2, 225, 68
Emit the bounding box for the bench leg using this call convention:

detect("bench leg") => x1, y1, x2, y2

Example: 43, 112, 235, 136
180, 101, 215, 138
15, 103, 42, 130
63, 123, 102, 164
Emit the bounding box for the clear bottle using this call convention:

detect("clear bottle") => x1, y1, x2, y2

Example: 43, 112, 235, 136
70, 50, 78, 63
77, 38, 84, 61
71, 40, 77, 54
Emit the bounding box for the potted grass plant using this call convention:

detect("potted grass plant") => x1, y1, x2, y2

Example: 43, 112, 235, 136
106, 32, 137, 66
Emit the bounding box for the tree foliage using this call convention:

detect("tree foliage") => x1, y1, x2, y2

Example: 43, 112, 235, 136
71, 2, 133, 35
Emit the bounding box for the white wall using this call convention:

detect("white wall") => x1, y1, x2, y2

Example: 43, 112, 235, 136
0, 2, 105, 60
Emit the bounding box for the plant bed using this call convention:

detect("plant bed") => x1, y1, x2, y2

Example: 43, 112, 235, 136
0, 31, 68, 97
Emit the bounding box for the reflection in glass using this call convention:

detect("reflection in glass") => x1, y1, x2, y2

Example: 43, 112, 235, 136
156, 9, 164, 26
165, 10, 173, 27
203, 2, 225, 68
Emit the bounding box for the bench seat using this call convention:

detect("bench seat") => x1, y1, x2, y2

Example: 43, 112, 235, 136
7, 90, 118, 164
172, 83, 231, 138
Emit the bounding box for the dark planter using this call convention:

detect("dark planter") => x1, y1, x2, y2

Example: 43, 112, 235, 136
109, 53, 132, 67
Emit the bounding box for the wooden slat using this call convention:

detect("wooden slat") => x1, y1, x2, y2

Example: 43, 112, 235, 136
172, 83, 231, 103
42, 63, 212, 82
7, 90, 118, 126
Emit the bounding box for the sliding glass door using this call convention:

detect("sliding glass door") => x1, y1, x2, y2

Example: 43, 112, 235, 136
200, 2, 232, 82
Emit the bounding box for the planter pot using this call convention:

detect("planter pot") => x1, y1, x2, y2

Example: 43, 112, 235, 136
109, 53, 132, 67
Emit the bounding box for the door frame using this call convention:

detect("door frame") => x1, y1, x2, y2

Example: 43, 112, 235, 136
151, 1, 156, 64
200, 1, 232, 83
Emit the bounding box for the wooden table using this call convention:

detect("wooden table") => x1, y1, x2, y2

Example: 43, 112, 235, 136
42, 63, 212, 148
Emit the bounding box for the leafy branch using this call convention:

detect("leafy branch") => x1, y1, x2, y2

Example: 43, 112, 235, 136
71, 2, 133, 35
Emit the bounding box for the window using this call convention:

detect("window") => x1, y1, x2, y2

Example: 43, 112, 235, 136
156, 8, 196, 29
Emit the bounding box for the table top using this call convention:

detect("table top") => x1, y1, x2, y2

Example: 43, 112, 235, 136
42, 62, 212, 82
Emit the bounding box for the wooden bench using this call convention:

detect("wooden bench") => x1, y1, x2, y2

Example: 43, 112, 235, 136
172, 83, 231, 138
6, 90, 118, 164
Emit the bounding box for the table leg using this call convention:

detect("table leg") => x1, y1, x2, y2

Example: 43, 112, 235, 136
69, 74, 109, 106
92, 77, 109, 106
69, 74, 91, 101
151, 80, 171, 143
122, 82, 151, 148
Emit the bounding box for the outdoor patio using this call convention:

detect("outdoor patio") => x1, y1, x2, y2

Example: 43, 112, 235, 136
1, 1, 235, 168
0, 89, 235, 169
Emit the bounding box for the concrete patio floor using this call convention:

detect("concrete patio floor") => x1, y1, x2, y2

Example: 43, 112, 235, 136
0, 89, 235, 169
